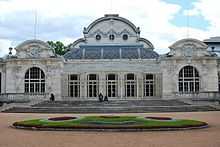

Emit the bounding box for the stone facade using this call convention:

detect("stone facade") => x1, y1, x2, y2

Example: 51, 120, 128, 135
0, 14, 219, 101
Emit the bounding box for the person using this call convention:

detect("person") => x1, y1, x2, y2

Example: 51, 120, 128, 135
98, 93, 103, 102
104, 95, 108, 102
50, 93, 55, 101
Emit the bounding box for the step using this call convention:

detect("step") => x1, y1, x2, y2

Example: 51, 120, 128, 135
32, 100, 190, 107
3, 105, 218, 113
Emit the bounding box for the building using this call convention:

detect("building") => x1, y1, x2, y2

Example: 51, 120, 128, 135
204, 37, 220, 54
0, 14, 220, 102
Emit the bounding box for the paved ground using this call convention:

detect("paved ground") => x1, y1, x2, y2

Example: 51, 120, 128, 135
0, 112, 220, 147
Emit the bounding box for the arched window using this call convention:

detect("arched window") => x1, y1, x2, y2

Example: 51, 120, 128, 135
87, 74, 99, 98
125, 73, 137, 97
24, 67, 45, 93
106, 74, 118, 98
179, 66, 199, 93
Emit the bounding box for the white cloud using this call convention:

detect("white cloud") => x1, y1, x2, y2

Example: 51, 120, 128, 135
186, 0, 220, 35
183, 9, 200, 16
0, 39, 11, 56
0, 0, 217, 56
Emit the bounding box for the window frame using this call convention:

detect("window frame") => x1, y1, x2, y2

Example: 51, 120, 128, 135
68, 74, 80, 98
125, 73, 137, 97
24, 67, 45, 94
178, 66, 200, 93
106, 74, 118, 98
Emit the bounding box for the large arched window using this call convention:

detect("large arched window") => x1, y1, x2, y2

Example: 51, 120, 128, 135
24, 67, 45, 93
125, 73, 137, 97
179, 66, 199, 93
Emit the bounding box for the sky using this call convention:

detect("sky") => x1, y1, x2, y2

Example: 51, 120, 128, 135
0, 0, 220, 56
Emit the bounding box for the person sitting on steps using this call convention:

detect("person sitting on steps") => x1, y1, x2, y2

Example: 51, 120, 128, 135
50, 93, 55, 102
104, 95, 108, 102
98, 93, 103, 102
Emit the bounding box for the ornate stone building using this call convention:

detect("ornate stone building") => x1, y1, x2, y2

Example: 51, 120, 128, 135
0, 14, 219, 101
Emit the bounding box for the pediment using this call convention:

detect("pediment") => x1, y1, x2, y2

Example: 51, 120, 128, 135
15, 40, 51, 51
15, 39, 55, 58
169, 38, 208, 50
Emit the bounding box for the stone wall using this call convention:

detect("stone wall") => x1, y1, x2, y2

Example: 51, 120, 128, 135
161, 57, 218, 99
3, 58, 63, 100
61, 59, 162, 100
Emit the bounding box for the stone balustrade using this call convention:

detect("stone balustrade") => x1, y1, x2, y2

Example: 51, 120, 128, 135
0, 93, 49, 103
174, 91, 220, 100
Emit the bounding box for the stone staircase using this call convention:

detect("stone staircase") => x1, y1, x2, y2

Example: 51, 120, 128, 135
2, 99, 220, 113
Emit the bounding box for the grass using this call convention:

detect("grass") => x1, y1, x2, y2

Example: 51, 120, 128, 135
13, 116, 208, 130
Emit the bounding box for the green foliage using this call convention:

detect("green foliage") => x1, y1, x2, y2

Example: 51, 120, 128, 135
47, 41, 67, 55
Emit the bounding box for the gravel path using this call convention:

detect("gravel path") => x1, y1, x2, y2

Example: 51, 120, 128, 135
0, 112, 220, 147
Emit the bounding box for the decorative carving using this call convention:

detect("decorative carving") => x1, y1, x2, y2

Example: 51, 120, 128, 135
109, 19, 114, 25
168, 38, 209, 57
15, 39, 55, 58
28, 46, 40, 57
182, 44, 195, 57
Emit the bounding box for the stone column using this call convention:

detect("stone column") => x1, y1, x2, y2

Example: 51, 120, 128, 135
155, 73, 162, 97
99, 72, 106, 96
120, 73, 125, 99
137, 73, 144, 99
80, 73, 86, 99
118, 73, 123, 99
61, 73, 68, 100
84, 73, 88, 99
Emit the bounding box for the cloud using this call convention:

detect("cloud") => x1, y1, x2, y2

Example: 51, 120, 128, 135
0, 0, 216, 56
185, 0, 220, 35
0, 39, 11, 56
183, 9, 200, 16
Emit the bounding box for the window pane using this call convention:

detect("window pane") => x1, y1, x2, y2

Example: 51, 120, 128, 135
126, 74, 135, 80
179, 82, 183, 92
108, 74, 116, 80
89, 74, 97, 80
146, 74, 153, 80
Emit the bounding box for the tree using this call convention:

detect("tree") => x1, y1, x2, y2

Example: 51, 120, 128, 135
47, 41, 67, 55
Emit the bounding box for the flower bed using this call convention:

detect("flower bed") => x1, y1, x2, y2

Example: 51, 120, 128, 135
48, 117, 77, 121
145, 117, 172, 120
12, 115, 208, 131
99, 116, 121, 119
